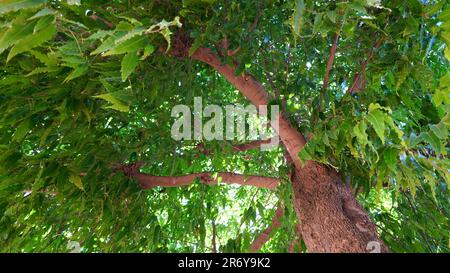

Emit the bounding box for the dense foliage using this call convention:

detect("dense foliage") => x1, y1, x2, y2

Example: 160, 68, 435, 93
0, 0, 448, 252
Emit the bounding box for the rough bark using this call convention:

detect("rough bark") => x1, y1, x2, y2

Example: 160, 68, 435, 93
117, 164, 280, 189
292, 162, 388, 252
190, 46, 389, 252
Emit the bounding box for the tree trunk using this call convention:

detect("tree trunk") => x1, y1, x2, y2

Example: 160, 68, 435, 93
187, 45, 389, 253
291, 162, 389, 252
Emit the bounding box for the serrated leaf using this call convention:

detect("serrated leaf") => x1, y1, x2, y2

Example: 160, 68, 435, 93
367, 109, 386, 144
140, 44, 155, 60
121, 51, 139, 81
383, 147, 397, 171
39, 125, 52, 147
12, 118, 30, 141
0, 0, 47, 15
90, 35, 116, 55
85, 30, 113, 41
430, 122, 448, 139
421, 131, 445, 155
26, 66, 58, 76
291, 0, 305, 37
368, 102, 392, 113
115, 27, 145, 44
103, 36, 148, 56
327, 11, 336, 23
64, 64, 88, 82
69, 174, 84, 191
354, 120, 369, 147
0, 20, 35, 54
33, 14, 54, 33
350, 2, 367, 14
426, 0, 445, 16
188, 36, 203, 57
7, 22, 56, 62
29, 50, 57, 66
28, 7, 55, 20
93, 93, 129, 112
145, 16, 181, 52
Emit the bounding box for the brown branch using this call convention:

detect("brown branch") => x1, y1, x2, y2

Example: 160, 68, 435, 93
248, 206, 284, 252
322, 33, 340, 93
248, 8, 261, 33
232, 139, 276, 152
115, 164, 280, 189
135, 172, 279, 189
191, 47, 307, 170
347, 38, 384, 94
89, 14, 114, 29
196, 139, 277, 155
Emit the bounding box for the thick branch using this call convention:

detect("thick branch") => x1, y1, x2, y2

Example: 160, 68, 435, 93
128, 171, 279, 190
232, 139, 276, 152
196, 139, 277, 155
322, 33, 339, 93
347, 38, 383, 94
248, 206, 284, 252
191, 48, 306, 170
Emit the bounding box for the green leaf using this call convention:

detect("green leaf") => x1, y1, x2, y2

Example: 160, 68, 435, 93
26, 66, 58, 76
33, 14, 54, 33
85, 30, 113, 41
29, 50, 57, 66
28, 7, 55, 20
93, 93, 130, 112
430, 122, 448, 139
291, 0, 305, 37
64, 64, 88, 82
0, 0, 47, 15
422, 131, 445, 155
0, 20, 35, 55
367, 109, 386, 144
90, 35, 117, 56
188, 36, 203, 57
425, 0, 446, 16
12, 118, 30, 141
445, 46, 450, 61
383, 147, 397, 171
121, 51, 139, 81
141, 44, 155, 60
144, 16, 181, 52
69, 174, 84, 191
350, 2, 367, 14
312, 14, 323, 34
103, 36, 149, 56
7, 22, 56, 62
115, 27, 145, 44
353, 120, 369, 147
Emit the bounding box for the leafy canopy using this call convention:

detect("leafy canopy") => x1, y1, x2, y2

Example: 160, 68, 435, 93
0, 0, 448, 252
